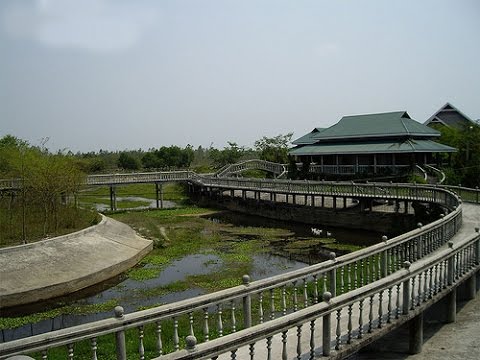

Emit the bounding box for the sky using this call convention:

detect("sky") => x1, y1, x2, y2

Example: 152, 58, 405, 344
1, 0, 479, 153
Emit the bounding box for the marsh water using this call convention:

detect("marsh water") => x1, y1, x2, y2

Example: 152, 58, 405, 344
1, 209, 385, 341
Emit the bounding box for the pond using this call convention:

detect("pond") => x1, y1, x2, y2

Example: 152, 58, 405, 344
0, 208, 385, 341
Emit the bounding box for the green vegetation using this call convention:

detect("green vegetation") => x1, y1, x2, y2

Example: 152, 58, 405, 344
432, 122, 480, 187
0, 135, 100, 246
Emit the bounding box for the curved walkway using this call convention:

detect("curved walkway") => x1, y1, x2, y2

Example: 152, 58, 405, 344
0, 216, 152, 308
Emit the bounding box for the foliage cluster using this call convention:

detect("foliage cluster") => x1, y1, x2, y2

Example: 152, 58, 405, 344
433, 123, 480, 187
0, 135, 97, 245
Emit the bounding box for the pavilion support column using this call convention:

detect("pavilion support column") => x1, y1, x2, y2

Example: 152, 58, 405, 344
355, 155, 359, 173
335, 154, 339, 174
321, 155, 324, 173
374, 154, 377, 174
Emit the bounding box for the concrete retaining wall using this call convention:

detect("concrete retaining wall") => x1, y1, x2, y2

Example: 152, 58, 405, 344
0, 216, 153, 308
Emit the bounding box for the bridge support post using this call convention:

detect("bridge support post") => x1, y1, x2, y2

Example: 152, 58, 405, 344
333, 196, 337, 210
408, 313, 423, 354
343, 197, 347, 209
155, 183, 164, 209
446, 288, 456, 323
321, 196, 325, 208
110, 186, 117, 211
466, 274, 476, 300
311, 195, 315, 206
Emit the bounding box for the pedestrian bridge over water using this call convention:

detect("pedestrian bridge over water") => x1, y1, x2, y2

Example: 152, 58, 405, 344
0, 171, 479, 360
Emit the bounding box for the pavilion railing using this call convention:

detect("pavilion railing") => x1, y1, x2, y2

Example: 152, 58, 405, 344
0, 181, 463, 359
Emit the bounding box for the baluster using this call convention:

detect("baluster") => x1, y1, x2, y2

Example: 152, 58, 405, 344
387, 287, 393, 323
313, 275, 319, 304
91, 337, 98, 360
270, 289, 275, 320
339, 267, 345, 294
358, 299, 364, 339
259, 292, 264, 323
293, 281, 298, 312
310, 320, 316, 360
411, 276, 416, 310
423, 270, 429, 302
377, 254, 381, 280
67, 344, 74, 360
353, 262, 358, 289
323, 273, 328, 293
173, 317, 180, 350
282, 330, 288, 360
156, 321, 163, 356
249, 343, 255, 360
378, 290, 384, 328
303, 278, 309, 308
433, 264, 439, 295
366, 257, 370, 284
203, 307, 209, 341
138, 325, 145, 360
335, 309, 342, 350
396, 283, 401, 319
230, 349, 237, 360
217, 303, 223, 337
296, 325, 302, 360
368, 294, 374, 333
417, 271, 423, 306
347, 304, 353, 343
231, 300, 236, 333
360, 259, 365, 286
189, 312, 194, 336
345, 264, 351, 292
266, 336, 273, 360
41, 350, 47, 360
282, 285, 287, 315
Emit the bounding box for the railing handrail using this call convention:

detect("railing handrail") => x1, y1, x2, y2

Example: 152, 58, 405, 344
0, 180, 465, 358
157, 231, 480, 359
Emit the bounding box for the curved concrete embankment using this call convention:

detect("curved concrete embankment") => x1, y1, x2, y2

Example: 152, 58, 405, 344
0, 216, 153, 308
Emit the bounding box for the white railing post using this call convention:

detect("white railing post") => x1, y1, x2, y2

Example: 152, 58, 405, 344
402, 261, 411, 315
328, 252, 337, 296
322, 292, 333, 356
114, 306, 127, 360
242, 275, 252, 328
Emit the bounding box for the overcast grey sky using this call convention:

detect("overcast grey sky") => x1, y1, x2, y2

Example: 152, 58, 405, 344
1, 0, 479, 152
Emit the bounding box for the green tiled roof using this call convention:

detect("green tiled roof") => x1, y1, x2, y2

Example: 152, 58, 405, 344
310, 111, 440, 142
289, 139, 456, 156
292, 128, 326, 145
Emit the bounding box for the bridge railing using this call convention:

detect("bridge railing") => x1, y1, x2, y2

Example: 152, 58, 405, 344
195, 177, 460, 209
0, 181, 463, 359
0, 178, 22, 190
86, 171, 196, 186
441, 184, 480, 204
216, 160, 286, 178
159, 230, 480, 360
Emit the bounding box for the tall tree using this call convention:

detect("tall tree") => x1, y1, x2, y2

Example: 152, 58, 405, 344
254, 133, 293, 164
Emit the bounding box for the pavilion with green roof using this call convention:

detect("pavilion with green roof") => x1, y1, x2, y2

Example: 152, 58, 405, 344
290, 111, 456, 176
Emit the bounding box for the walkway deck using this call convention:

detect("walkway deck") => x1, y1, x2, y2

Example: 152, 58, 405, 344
0, 216, 153, 308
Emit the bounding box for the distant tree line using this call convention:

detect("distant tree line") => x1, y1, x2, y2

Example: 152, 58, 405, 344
70, 133, 294, 174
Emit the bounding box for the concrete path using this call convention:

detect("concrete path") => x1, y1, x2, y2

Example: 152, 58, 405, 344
0, 216, 152, 308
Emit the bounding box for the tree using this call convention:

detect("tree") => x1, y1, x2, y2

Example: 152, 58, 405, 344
118, 152, 140, 170
209, 142, 247, 167
254, 133, 293, 164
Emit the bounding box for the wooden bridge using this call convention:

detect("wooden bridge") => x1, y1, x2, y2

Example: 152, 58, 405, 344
1, 173, 479, 359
